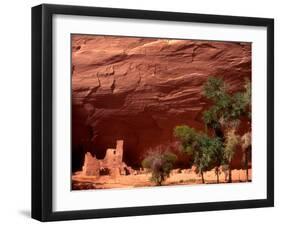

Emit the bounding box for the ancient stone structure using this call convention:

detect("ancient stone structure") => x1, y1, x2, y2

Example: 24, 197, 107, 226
82, 152, 100, 176
82, 140, 133, 177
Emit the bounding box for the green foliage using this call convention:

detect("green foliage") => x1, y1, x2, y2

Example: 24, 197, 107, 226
174, 125, 224, 181
202, 106, 221, 129
193, 134, 221, 175
202, 76, 251, 129
231, 91, 249, 119
142, 146, 177, 186
173, 126, 197, 154
208, 136, 225, 166
173, 76, 251, 183
203, 76, 226, 102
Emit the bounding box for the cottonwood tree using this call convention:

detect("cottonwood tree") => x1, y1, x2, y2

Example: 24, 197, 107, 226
208, 137, 224, 183
173, 77, 251, 184
203, 77, 251, 137
174, 125, 223, 184
202, 76, 251, 182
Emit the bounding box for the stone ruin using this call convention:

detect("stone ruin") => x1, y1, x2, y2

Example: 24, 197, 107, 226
82, 140, 134, 177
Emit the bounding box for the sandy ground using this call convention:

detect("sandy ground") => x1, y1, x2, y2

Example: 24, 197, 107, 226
72, 168, 252, 190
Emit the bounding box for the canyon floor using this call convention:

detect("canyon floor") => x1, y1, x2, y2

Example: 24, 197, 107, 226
72, 168, 252, 190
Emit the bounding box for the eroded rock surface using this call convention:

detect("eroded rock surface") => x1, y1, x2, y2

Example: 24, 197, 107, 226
71, 35, 251, 170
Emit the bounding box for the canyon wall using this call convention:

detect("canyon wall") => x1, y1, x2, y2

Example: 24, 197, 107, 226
71, 35, 251, 171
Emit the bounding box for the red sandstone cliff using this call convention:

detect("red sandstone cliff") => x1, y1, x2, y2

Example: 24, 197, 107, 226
71, 35, 251, 170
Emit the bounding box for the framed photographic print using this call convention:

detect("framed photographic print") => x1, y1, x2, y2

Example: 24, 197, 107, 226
32, 4, 274, 221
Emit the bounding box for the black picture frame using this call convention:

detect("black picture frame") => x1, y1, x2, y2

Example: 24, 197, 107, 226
32, 3, 274, 222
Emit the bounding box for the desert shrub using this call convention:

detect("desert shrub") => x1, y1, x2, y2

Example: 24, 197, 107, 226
142, 146, 177, 186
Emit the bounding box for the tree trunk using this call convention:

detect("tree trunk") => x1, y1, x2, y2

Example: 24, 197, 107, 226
224, 172, 227, 182
245, 151, 249, 182
228, 166, 232, 183
215, 167, 219, 183
214, 126, 224, 141
201, 172, 205, 184
158, 174, 164, 186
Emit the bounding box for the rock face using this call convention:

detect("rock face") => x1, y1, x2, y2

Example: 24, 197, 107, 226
71, 35, 251, 171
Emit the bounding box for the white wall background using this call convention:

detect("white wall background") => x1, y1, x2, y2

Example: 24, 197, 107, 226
0, 0, 279, 225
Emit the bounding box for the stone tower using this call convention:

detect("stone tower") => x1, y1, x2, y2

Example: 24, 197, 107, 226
81, 140, 125, 177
